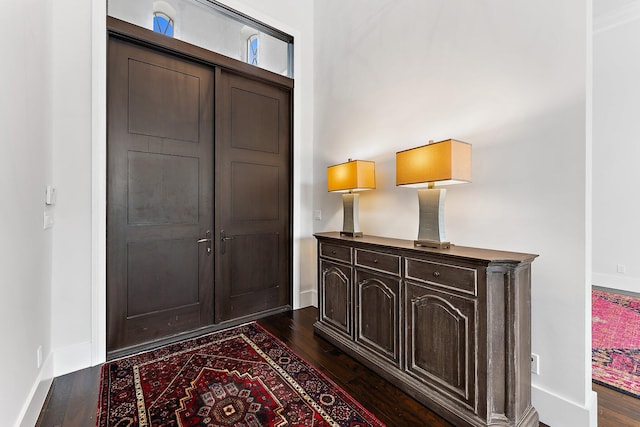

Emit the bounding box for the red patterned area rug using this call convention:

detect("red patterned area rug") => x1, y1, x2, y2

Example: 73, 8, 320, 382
97, 322, 385, 427
592, 289, 640, 398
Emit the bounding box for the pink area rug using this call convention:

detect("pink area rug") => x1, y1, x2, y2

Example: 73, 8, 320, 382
592, 289, 640, 397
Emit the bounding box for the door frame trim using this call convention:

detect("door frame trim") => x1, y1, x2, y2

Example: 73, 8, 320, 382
91, 0, 304, 366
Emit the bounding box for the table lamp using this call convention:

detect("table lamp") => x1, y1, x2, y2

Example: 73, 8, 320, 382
327, 159, 376, 237
396, 139, 471, 248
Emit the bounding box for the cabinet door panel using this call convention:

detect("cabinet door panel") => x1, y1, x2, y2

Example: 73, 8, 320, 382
355, 269, 400, 365
405, 281, 477, 410
320, 260, 352, 336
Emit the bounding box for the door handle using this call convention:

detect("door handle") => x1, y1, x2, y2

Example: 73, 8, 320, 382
220, 230, 233, 254
197, 230, 212, 255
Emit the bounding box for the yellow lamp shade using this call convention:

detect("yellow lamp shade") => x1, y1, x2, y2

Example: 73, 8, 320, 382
396, 139, 471, 186
327, 160, 376, 192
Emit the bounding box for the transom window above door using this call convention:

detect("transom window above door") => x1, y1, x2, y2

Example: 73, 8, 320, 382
153, 11, 174, 36
108, 0, 293, 77
247, 34, 259, 66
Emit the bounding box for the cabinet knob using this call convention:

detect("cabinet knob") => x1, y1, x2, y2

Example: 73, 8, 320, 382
331, 250, 336, 254
373, 259, 379, 264
433, 271, 441, 277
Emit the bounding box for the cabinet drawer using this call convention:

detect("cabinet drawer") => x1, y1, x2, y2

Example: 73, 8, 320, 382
405, 258, 477, 296
320, 242, 352, 263
355, 249, 401, 276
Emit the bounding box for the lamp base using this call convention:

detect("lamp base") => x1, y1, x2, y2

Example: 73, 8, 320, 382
416, 188, 448, 247
414, 239, 450, 249
341, 231, 363, 237
341, 193, 363, 237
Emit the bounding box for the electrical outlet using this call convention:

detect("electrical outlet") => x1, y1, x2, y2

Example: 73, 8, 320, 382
531, 353, 540, 375
37, 345, 43, 369
617, 264, 626, 274
314, 210, 322, 220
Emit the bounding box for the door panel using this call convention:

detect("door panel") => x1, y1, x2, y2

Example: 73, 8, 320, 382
127, 151, 199, 224
126, 238, 198, 316
231, 162, 280, 220
127, 58, 201, 142
230, 87, 280, 153
228, 233, 279, 296
215, 70, 291, 322
107, 38, 215, 354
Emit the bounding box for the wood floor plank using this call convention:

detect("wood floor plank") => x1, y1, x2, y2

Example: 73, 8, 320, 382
258, 309, 454, 426
36, 373, 73, 427
35, 306, 638, 427
594, 383, 640, 427
61, 366, 101, 426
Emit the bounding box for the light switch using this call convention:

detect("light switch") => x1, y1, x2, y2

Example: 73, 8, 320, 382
45, 186, 56, 205
314, 210, 322, 220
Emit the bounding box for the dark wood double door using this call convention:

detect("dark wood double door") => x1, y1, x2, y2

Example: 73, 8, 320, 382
107, 37, 291, 356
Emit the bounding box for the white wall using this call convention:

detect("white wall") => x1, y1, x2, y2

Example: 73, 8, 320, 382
592, 2, 640, 294
1, 2, 54, 426
313, 1, 594, 426
50, 0, 94, 376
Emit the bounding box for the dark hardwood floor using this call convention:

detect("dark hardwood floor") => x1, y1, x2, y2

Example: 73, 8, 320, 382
594, 382, 640, 427
36, 307, 637, 427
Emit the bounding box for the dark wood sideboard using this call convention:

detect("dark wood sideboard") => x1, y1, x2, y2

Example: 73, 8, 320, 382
314, 232, 539, 427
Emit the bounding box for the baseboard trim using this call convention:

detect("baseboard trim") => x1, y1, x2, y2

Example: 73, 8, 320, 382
589, 390, 598, 427
533, 385, 597, 427
54, 340, 92, 377
16, 352, 54, 427
593, 272, 640, 295
299, 289, 317, 308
